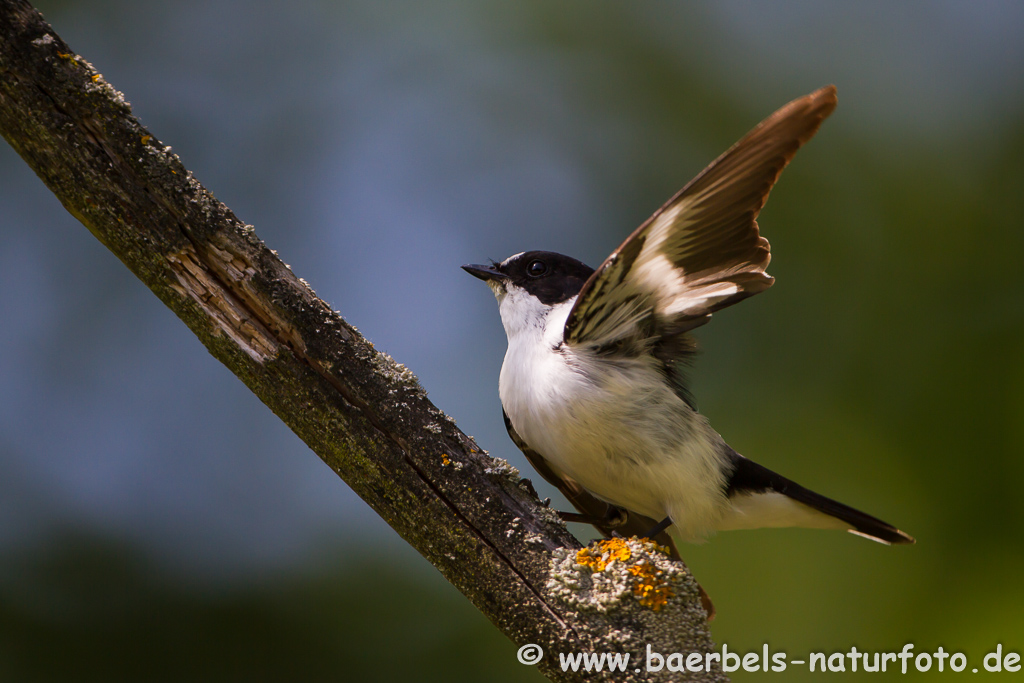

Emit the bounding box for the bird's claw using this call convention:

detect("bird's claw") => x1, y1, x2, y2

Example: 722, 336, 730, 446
604, 506, 629, 528
641, 516, 673, 539
558, 506, 630, 529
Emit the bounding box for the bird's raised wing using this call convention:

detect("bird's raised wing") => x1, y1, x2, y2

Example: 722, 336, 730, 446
564, 86, 837, 351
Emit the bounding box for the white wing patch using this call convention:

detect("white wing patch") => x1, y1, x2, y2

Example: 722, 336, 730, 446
633, 251, 742, 318
564, 86, 837, 350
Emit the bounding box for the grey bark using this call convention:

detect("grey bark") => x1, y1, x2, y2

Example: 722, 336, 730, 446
0, 2, 724, 680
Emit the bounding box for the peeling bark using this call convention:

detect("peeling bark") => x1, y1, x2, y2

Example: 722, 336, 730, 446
0, 2, 724, 680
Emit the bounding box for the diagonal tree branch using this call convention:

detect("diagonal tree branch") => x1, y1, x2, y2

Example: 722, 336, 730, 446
0, 2, 723, 680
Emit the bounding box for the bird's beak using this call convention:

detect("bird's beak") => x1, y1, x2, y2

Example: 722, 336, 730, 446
461, 263, 507, 283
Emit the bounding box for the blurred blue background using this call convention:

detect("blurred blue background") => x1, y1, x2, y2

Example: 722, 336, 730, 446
2, 1, 1023, 680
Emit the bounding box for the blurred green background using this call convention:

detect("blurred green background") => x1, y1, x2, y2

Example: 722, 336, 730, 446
2, 1, 1022, 680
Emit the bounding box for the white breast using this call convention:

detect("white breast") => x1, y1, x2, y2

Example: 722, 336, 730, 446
496, 288, 730, 541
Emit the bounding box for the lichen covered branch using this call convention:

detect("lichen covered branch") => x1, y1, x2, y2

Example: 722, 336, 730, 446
0, 2, 722, 680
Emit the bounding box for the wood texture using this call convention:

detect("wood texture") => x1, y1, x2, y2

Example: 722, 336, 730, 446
0, 2, 723, 681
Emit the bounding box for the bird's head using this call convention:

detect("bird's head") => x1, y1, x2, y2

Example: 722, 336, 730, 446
462, 251, 594, 338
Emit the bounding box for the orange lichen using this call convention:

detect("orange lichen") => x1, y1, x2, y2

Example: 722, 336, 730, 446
576, 538, 632, 572
441, 454, 451, 466
575, 539, 674, 611
643, 540, 673, 556
628, 560, 673, 611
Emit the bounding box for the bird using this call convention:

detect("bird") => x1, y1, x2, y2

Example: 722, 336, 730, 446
462, 86, 913, 611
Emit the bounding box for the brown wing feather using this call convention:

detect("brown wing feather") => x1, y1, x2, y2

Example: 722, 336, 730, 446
565, 86, 838, 347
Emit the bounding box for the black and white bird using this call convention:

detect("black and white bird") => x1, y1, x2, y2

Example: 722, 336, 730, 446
463, 86, 914, 575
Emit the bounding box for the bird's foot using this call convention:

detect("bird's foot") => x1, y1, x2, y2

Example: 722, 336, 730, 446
641, 516, 673, 539
604, 506, 629, 528
558, 506, 629, 528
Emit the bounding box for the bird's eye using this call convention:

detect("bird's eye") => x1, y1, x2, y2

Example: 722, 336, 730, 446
527, 260, 547, 277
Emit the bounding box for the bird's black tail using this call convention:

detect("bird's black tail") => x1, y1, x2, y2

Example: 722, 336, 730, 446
725, 449, 915, 545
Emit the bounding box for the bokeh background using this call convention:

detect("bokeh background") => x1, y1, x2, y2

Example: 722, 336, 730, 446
2, 1, 1023, 680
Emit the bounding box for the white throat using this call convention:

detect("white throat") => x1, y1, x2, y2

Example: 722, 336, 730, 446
496, 286, 580, 475
495, 283, 574, 346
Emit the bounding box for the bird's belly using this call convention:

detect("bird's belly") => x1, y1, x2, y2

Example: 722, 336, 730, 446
501, 348, 728, 537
